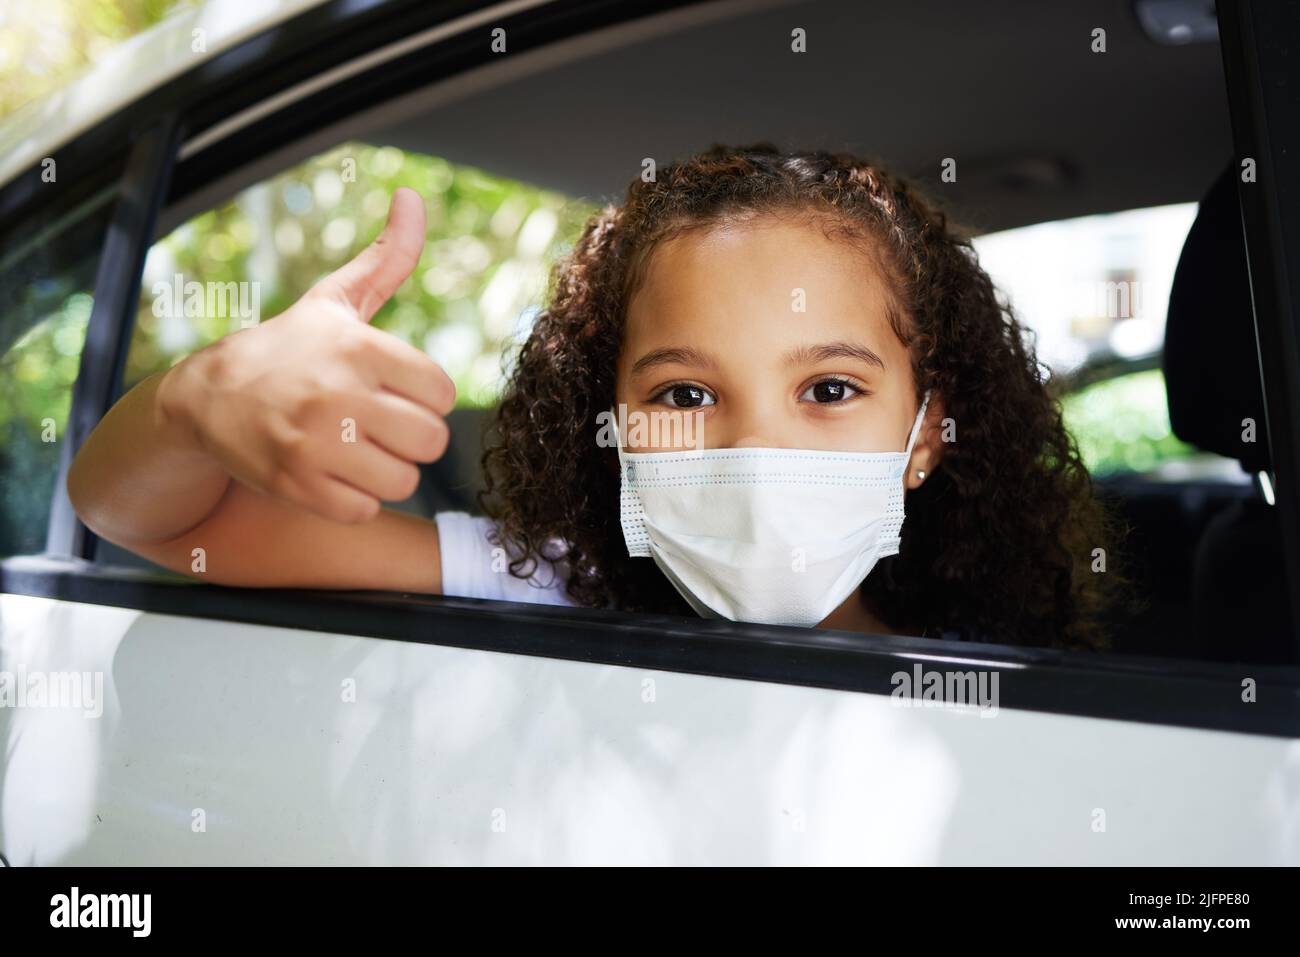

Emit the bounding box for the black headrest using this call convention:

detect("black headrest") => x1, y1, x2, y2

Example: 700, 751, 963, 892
1163, 165, 1270, 473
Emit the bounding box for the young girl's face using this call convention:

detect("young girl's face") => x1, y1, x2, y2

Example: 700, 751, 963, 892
617, 214, 936, 462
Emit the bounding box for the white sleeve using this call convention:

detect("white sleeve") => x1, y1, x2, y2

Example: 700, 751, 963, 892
434, 511, 576, 607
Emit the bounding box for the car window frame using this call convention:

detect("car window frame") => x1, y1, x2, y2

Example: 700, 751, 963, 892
0, 0, 1297, 739
43, 118, 184, 562
0, 185, 124, 561
1218, 0, 1300, 661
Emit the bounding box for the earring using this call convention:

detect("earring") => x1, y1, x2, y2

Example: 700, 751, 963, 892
916, 469, 926, 481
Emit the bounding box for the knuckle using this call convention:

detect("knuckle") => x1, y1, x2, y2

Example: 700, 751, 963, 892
395, 464, 422, 500
426, 416, 451, 460
201, 336, 236, 381
293, 394, 325, 426
408, 415, 448, 463
298, 388, 356, 432
339, 495, 380, 524
335, 326, 374, 362
434, 372, 456, 414
324, 502, 353, 524
375, 466, 415, 502
274, 429, 315, 473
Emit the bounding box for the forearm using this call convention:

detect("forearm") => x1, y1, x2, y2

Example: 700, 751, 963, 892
67, 366, 443, 592
129, 482, 442, 592
67, 367, 232, 546
66, 189, 450, 587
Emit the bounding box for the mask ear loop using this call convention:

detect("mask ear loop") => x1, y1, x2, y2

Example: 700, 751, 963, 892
611, 406, 654, 557
904, 390, 932, 456
609, 406, 629, 468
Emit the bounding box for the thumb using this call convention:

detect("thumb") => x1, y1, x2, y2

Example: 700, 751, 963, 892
312, 187, 426, 322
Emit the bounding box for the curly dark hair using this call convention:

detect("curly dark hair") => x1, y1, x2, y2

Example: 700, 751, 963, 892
479, 143, 1122, 650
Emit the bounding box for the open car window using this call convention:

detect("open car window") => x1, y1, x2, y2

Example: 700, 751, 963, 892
0, 0, 1295, 734
0, 195, 115, 558
973, 204, 1243, 482
93, 143, 592, 579
76, 0, 1291, 667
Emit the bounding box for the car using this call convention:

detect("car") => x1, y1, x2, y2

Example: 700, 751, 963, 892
0, 0, 1297, 866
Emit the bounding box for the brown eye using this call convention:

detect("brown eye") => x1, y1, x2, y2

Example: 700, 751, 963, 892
800, 379, 860, 403
658, 384, 714, 408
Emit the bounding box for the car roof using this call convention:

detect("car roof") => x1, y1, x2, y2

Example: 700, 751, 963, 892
0, 0, 1232, 235
370, 0, 1230, 233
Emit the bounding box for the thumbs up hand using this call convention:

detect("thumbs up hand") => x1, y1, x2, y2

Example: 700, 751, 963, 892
157, 188, 456, 524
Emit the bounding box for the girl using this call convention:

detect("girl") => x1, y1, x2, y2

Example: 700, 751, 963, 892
69, 144, 1117, 649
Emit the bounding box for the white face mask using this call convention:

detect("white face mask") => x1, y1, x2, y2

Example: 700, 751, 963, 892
614, 393, 931, 627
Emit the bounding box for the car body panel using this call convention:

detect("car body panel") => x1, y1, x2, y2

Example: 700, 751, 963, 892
2, 593, 1297, 865
3, 0, 1299, 868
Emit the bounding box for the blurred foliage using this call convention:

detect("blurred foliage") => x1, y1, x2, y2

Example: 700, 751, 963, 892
0, 0, 189, 555
0, 259, 98, 557
0, 0, 193, 118
127, 143, 596, 407
1060, 368, 1196, 475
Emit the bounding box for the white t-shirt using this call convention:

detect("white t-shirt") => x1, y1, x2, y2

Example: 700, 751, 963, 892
434, 511, 577, 607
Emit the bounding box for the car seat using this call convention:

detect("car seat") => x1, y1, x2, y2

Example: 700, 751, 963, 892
1162, 164, 1295, 664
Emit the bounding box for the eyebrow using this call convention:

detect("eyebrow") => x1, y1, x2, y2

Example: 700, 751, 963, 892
629, 340, 886, 375
784, 340, 886, 370
630, 346, 719, 375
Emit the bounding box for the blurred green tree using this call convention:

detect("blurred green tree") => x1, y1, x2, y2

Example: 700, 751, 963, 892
1059, 369, 1197, 476
0, 0, 192, 119
127, 143, 596, 407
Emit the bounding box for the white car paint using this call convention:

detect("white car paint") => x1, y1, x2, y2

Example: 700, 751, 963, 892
3, 592, 1297, 865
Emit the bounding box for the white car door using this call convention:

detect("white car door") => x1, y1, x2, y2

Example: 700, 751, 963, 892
4, 579, 1299, 865
2, 0, 1298, 867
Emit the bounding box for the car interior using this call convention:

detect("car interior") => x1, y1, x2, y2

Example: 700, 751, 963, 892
95, 0, 1293, 663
